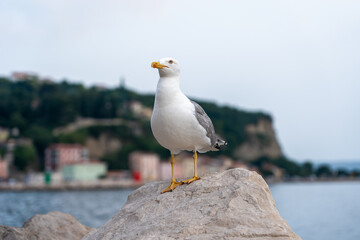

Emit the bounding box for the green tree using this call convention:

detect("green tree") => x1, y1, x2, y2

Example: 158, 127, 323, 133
0, 146, 6, 158
336, 168, 350, 177
315, 165, 333, 177
299, 161, 313, 177
273, 157, 301, 177
56, 128, 89, 144
10, 112, 27, 132
24, 126, 53, 170
13, 145, 37, 171
350, 170, 360, 177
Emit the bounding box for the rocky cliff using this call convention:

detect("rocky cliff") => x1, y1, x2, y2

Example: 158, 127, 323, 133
55, 116, 283, 164
84, 168, 300, 240
235, 118, 282, 161
85, 133, 122, 159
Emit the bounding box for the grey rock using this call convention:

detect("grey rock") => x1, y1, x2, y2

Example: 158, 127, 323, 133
235, 119, 283, 161
83, 168, 301, 240
0, 211, 93, 240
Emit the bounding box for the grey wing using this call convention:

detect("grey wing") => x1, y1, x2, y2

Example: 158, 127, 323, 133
191, 100, 217, 146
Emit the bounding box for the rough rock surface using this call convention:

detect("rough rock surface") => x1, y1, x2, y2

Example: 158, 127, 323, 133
0, 211, 93, 240
235, 119, 283, 161
83, 168, 301, 240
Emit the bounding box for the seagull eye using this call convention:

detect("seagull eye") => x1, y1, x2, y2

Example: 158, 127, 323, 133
169, 60, 173, 64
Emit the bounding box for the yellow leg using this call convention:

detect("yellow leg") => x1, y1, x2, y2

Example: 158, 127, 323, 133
161, 154, 183, 194
182, 151, 201, 184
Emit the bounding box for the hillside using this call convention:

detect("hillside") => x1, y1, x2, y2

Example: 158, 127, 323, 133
0, 75, 283, 172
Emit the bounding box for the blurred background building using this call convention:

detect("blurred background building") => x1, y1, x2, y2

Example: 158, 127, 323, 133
45, 144, 89, 171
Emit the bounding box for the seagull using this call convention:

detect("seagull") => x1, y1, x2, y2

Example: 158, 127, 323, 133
151, 57, 227, 194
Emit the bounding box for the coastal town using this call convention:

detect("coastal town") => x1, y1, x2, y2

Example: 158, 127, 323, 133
1, 135, 359, 191
0, 133, 259, 190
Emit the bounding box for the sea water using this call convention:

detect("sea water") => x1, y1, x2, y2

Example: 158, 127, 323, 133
1, 182, 360, 240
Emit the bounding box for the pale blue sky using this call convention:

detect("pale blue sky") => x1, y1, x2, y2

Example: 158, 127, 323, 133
1, 0, 359, 161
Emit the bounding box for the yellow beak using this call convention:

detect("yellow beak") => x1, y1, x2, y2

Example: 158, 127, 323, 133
151, 62, 168, 69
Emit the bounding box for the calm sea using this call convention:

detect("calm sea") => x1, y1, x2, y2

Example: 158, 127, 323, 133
1, 182, 360, 240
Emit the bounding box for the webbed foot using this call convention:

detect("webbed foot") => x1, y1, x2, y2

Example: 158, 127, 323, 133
181, 176, 200, 184
161, 180, 183, 194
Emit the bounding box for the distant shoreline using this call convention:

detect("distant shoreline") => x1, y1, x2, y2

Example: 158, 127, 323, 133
1, 177, 360, 192
0, 181, 142, 192
266, 177, 360, 184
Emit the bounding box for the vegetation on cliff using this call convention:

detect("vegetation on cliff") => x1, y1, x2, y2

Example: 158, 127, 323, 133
0, 77, 270, 166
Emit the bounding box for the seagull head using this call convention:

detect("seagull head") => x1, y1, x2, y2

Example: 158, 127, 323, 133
151, 57, 180, 77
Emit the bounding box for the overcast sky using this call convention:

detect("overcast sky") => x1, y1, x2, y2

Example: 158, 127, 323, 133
1, 0, 359, 162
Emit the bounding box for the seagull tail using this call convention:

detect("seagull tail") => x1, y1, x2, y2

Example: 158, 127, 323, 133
213, 138, 227, 151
